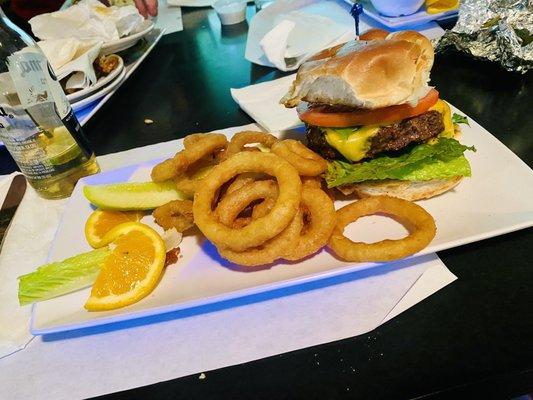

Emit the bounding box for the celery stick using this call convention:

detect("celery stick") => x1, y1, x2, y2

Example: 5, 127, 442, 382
18, 247, 111, 306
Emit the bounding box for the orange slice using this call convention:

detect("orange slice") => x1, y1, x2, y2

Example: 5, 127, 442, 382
85, 222, 166, 311
85, 209, 144, 248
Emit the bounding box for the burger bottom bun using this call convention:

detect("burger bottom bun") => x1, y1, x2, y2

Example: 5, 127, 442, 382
336, 176, 463, 201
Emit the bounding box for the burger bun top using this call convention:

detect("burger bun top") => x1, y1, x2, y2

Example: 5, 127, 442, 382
281, 30, 434, 110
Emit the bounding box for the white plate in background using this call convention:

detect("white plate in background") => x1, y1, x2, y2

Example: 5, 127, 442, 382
101, 20, 155, 54
66, 56, 124, 103
30, 108, 533, 335
167, 0, 252, 7
70, 68, 126, 112
357, 0, 458, 28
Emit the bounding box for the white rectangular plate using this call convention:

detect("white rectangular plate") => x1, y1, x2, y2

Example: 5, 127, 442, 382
359, 0, 458, 29
31, 112, 533, 334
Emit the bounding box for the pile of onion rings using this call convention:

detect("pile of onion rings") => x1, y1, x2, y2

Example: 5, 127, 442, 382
150, 131, 437, 266
194, 152, 302, 252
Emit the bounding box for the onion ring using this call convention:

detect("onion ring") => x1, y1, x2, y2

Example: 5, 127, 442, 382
284, 186, 336, 261
301, 176, 336, 201
230, 196, 275, 229
193, 152, 301, 252
214, 180, 278, 226
182, 133, 228, 164
217, 209, 303, 266
184, 133, 208, 149
224, 131, 278, 159
151, 133, 228, 182
174, 175, 198, 199
174, 158, 216, 198
301, 176, 322, 190
251, 196, 275, 219
271, 139, 327, 176
153, 200, 195, 232
225, 172, 265, 195
150, 154, 189, 183
328, 196, 436, 262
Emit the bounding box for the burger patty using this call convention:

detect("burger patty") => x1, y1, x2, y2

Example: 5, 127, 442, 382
368, 110, 444, 156
306, 110, 445, 160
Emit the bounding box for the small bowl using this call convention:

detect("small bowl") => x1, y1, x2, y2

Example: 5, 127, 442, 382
212, 0, 247, 25
370, 0, 424, 17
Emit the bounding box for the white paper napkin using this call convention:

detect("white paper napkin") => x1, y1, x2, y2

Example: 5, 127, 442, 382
153, 0, 184, 35
30, 0, 144, 42
231, 74, 299, 131
259, 11, 351, 71
39, 39, 102, 90
247, 0, 356, 70
0, 174, 67, 359
112, 2, 146, 37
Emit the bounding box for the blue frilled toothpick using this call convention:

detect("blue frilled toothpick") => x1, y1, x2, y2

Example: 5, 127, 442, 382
350, 2, 363, 39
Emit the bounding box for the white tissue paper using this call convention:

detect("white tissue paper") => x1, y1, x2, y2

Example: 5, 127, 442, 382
38, 39, 102, 90
247, 0, 355, 71
0, 174, 67, 359
259, 11, 351, 71
30, 0, 144, 42
112, 4, 146, 37
274, 11, 348, 58
231, 75, 300, 131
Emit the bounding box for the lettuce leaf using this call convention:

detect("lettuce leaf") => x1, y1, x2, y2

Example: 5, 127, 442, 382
18, 248, 111, 306
452, 113, 469, 126
326, 138, 475, 187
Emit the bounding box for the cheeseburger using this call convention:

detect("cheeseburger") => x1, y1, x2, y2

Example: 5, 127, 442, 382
281, 30, 474, 201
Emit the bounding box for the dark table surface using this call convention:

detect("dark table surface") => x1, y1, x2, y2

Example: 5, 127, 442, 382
4, 6, 533, 400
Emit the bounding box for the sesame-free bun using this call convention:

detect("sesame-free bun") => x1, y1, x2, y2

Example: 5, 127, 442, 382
359, 28, 389, 41
336, 177, 463, 201
281, 31, 434, 110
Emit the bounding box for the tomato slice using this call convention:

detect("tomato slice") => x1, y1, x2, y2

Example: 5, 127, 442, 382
297, 89, 440, 128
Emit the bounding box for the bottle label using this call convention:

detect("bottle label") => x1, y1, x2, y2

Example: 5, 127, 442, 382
7, 48, 71, 119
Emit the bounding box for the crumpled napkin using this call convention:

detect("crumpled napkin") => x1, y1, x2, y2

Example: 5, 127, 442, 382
0, 174, 67, 359
30, 0, 144, 42
38, 39, 102, 91
231, 74, 300, 131
259, 11, 351, 71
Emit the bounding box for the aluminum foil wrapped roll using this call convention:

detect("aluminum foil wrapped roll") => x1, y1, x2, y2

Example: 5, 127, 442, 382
435, 0, 533, 73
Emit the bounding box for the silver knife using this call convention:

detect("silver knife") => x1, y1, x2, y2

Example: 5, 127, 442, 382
0, 175, 27, 250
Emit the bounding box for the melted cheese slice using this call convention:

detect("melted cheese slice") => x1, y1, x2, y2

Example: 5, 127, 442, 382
429, 100, 454, 138
324, 125, 380, 162
323, 100, 454, 162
